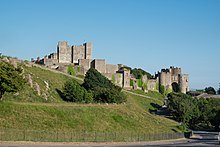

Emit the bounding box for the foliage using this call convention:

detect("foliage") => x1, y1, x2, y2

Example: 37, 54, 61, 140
82, 68, 126, 103
93, 87, 126, 103
111, 74, 115, 83
167, 92, 220, 130
130, 79, 134, 87
67, 65, 76, 76
0, 61, 25, 98
62, 79, 93, 103
159, 85, 165, 95
218, 88, 220, 95
137, 79, 143, 87
205, 87, 216, 95
131, 68, 152, 79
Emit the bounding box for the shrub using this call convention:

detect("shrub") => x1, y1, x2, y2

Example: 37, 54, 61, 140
62, 79, 93, 103
82, 68, 126, 103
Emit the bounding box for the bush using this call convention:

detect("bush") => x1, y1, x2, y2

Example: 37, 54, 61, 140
93, 87, 126, 104
82, 68, 126, 103
62, 79, 93, 103
82, 68, 114, 90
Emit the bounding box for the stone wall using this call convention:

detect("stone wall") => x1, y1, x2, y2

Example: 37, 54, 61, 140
91, 59, 106, 73
106, 64, 118, 74
72, 45, 85, 64
104, 73, 123, 87
78, 59, 92, 75
118, 68, 131, 89
43, 58, 58, 66
147, 79, 157, 91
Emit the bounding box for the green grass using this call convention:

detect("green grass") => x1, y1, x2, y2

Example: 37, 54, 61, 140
0, 94, 180, 133
129, 89, 164, 101
0, 64, 181, 134
2, 64, 77, 103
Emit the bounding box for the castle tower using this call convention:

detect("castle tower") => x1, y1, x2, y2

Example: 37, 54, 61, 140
84, 42, 92, 59
179, 74, 189, 94
57, 41, 71, 63
122, 68, 131, 89
170, 66, 181, 83
72, 42, 92, 64
159, 69, 172, 90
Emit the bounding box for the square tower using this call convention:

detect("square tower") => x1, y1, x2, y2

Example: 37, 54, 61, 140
57, 41, 71, 63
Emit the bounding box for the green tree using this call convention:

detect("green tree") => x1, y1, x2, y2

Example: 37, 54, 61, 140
167, 92, 220, 130
82, 68, 115, 90
167, 92, 200, 128
205, 87, 216, 95
0, 61, 24, 98
82, 68, 126, 103
62, 79, 93, 103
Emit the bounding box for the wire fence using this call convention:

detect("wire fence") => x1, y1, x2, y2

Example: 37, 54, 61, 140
0, 129, 184, 142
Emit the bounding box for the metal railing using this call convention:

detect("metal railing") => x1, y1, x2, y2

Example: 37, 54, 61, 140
0, 129, 184, 142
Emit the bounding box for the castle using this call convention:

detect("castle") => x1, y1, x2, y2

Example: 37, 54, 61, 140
33, 41, 189, 94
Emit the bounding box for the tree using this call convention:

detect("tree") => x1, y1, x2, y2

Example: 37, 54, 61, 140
205, 87, 216, 95
62, 79, 93, 103
167, 92, 220, 130
82, 68, 116, 90
82, 68, 126, 103
167, 92, 200, 128
0, 61, 24, 98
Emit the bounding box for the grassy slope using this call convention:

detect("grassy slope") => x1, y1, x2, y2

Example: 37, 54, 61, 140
0, 64, 180, 133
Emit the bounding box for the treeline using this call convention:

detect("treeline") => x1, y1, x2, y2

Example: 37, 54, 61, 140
62, 68, 126, 104
167, 92, 220, 131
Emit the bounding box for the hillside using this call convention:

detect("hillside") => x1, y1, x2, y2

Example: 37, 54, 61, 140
0, 59, 181, 134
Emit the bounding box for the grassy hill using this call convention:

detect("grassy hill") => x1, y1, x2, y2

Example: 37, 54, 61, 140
0, 61, 181, 134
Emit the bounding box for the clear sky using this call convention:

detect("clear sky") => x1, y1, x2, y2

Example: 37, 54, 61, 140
0, 0, 219, 90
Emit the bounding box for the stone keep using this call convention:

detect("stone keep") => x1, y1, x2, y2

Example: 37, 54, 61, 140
72, 42, 92, 64
57, 41, 92, 64
57, 41, 72, 63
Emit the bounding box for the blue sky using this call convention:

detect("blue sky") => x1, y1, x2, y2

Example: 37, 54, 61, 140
0, 0, 219, 90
